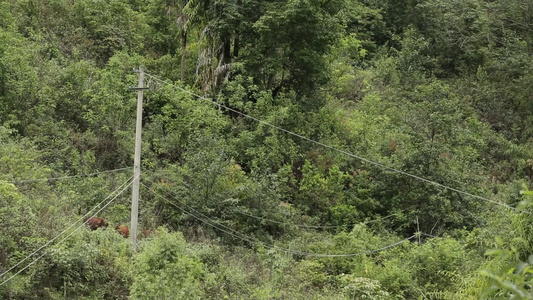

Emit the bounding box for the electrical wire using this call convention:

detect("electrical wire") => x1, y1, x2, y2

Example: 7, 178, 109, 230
421, 232, 467, 244
143, 72, 514, 211
5, 167, 132, 184
142, 183, 415, 257
0, 176, 136, 287
0, 175, 134, 280
230, 208, 407, 229
421, 232, 439, 238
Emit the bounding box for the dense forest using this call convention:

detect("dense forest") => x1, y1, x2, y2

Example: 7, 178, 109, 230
1, 0, 533, 298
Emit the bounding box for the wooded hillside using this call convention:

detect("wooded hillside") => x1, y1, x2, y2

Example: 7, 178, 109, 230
1, 0, 532, 298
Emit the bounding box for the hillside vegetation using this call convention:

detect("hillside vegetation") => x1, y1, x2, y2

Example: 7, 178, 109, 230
1, 0, 533, 299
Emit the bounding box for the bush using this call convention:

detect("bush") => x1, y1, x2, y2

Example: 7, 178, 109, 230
130, 228, 206, 299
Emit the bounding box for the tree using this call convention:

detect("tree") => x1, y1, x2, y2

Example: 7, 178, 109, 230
147, 0, 199, 82
130, 229, 207, 299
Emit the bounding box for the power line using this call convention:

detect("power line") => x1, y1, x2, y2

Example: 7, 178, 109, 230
421, 232, 439, 239
421, 232, 467, 244
143, 72, 515, 211
142, 183, 415, 257
146, 184, 415, 257
230, 208, 407, 229
5, 167, 132, 184
0, 176, 136, 287
0, 175, 134, 280
0, 176, 135, 287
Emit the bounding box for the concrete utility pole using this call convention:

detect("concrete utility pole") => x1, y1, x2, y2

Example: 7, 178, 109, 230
130, 65, 145, 251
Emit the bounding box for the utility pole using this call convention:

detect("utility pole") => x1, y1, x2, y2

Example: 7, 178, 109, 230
130, 65, 145, 251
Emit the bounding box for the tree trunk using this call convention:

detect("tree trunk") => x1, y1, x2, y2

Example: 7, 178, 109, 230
233, 35, 240, 58
233, 0, 242, 58
223, 36, 231, 64
525, 1, 532, 55
181, 31, 187, 82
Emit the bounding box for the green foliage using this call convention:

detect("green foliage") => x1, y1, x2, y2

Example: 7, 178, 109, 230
1, 228, 132, 300
406, 238, 469, 292
481, 193, 533, 299
144, 84, 229, 165
0, 182, 37, 291
336, 275, 391, 299
3, 0, 533, 298
0, 29, 40, 134
412, 0, 488, 75
241, 0, 344, 94
130, 229, 206, 299
41, 229, 132, 299
0, 127, 50, 181
482, 249, 533, 300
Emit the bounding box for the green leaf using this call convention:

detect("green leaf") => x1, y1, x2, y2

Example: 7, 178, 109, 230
480, 284, 499, 299
516, 262, 528, 275
485, 249, 504, 256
